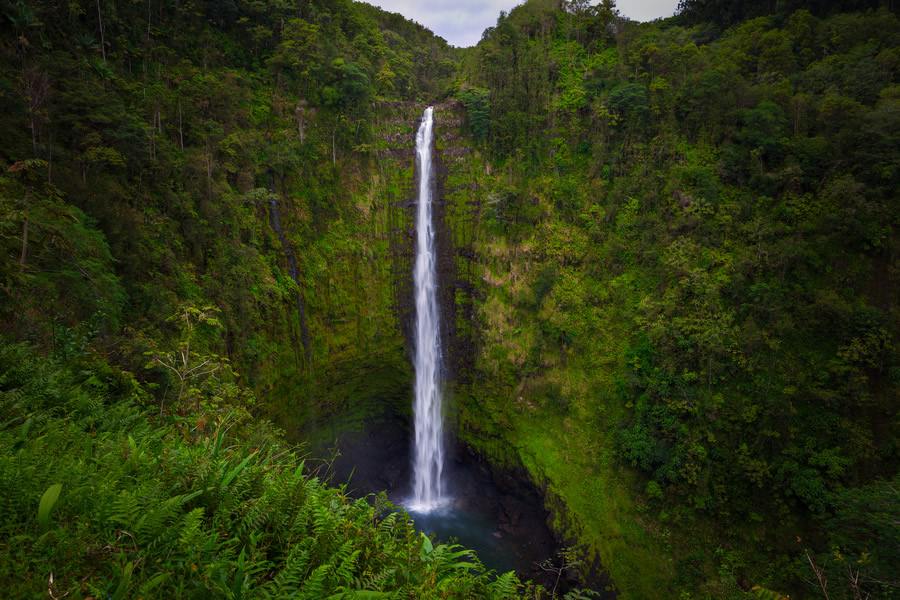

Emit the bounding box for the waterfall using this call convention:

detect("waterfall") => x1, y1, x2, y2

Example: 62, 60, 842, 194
410, 106, 445, 512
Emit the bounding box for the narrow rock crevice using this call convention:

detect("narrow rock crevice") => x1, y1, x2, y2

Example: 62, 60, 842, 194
267, 174, 312, 365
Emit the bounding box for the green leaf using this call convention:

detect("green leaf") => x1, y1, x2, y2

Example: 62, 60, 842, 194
419, 533, 433, 560
211, 426, 227, 458
139, 572, 169, 594
12, 417, 32, 452
37, 484, 62, 529
222, 451, 257, 489
112, 561, 133, 600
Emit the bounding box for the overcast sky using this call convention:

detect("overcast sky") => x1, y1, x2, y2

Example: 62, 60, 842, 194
364, 0, 680, 47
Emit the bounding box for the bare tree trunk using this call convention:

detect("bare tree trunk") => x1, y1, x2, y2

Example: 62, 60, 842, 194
30, 117, 37, 155
806, 551, 831, 600
205, 139, 212, 197
159, 385, 168, 417
19, 213, 28, 268
178, 99, 184, 150
332, 128, 336, 165
96, 0, 106, 63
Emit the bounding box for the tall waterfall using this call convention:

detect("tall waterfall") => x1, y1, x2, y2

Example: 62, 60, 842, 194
410, 106, 445, 512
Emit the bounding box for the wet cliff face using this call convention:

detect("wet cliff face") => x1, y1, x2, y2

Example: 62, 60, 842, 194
285, 101, 473, 437
271, 100, 423, 434
391, 101, 474, 386
432, 101, 480, 385
300, 101, 621, 595
280, 100, 468, 438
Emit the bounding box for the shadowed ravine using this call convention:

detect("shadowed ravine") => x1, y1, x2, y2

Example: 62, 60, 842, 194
309, 410, 574, 591
299, 104, 625, 596
306, 107, 603, 595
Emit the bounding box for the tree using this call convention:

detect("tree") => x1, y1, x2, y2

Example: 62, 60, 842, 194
145, 305, 231, 413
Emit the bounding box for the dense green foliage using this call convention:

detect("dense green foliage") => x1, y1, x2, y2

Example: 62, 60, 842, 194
443, 0, 899, 597
0, 0, 454, 415
0, 0, 531, 597
1, 0, 897, 598
0, 341, 528, 598
676, 0, 885, 28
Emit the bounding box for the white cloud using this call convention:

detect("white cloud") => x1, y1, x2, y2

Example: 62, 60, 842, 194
618, 0, 679, 22
364, 0, 519, 47
363, 0, 679, 47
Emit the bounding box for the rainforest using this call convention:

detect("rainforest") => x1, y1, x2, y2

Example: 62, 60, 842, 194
0, 0, 897, 598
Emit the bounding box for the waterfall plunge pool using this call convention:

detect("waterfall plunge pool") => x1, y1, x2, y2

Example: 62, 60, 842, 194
307, 409, 595, 592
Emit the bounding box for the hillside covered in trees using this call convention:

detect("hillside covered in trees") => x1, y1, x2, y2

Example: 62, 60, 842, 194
0, 0, 897, 598
448, 0, 898, 597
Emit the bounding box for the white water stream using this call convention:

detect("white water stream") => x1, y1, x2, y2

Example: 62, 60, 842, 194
410, 106, 445, 513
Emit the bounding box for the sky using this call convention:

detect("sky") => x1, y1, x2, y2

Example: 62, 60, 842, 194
364, 0, 680, 47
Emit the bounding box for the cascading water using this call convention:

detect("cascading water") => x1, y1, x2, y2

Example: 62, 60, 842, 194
410, 106, 445, 513
306, 105, 590, 593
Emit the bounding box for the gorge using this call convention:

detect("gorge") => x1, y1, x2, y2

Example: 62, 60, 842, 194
305, 104, 604, 593
0, 0, 897, 599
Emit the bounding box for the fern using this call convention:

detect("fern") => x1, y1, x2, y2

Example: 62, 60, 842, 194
298, 564, 331, 599
488, 571, 520, 598
327, 591, 396, 599
0, 343, 532, 598
333, 540, 361, 585
260, 540, 313, 598
562, 589, 603, 600
178, 507, 206, 549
